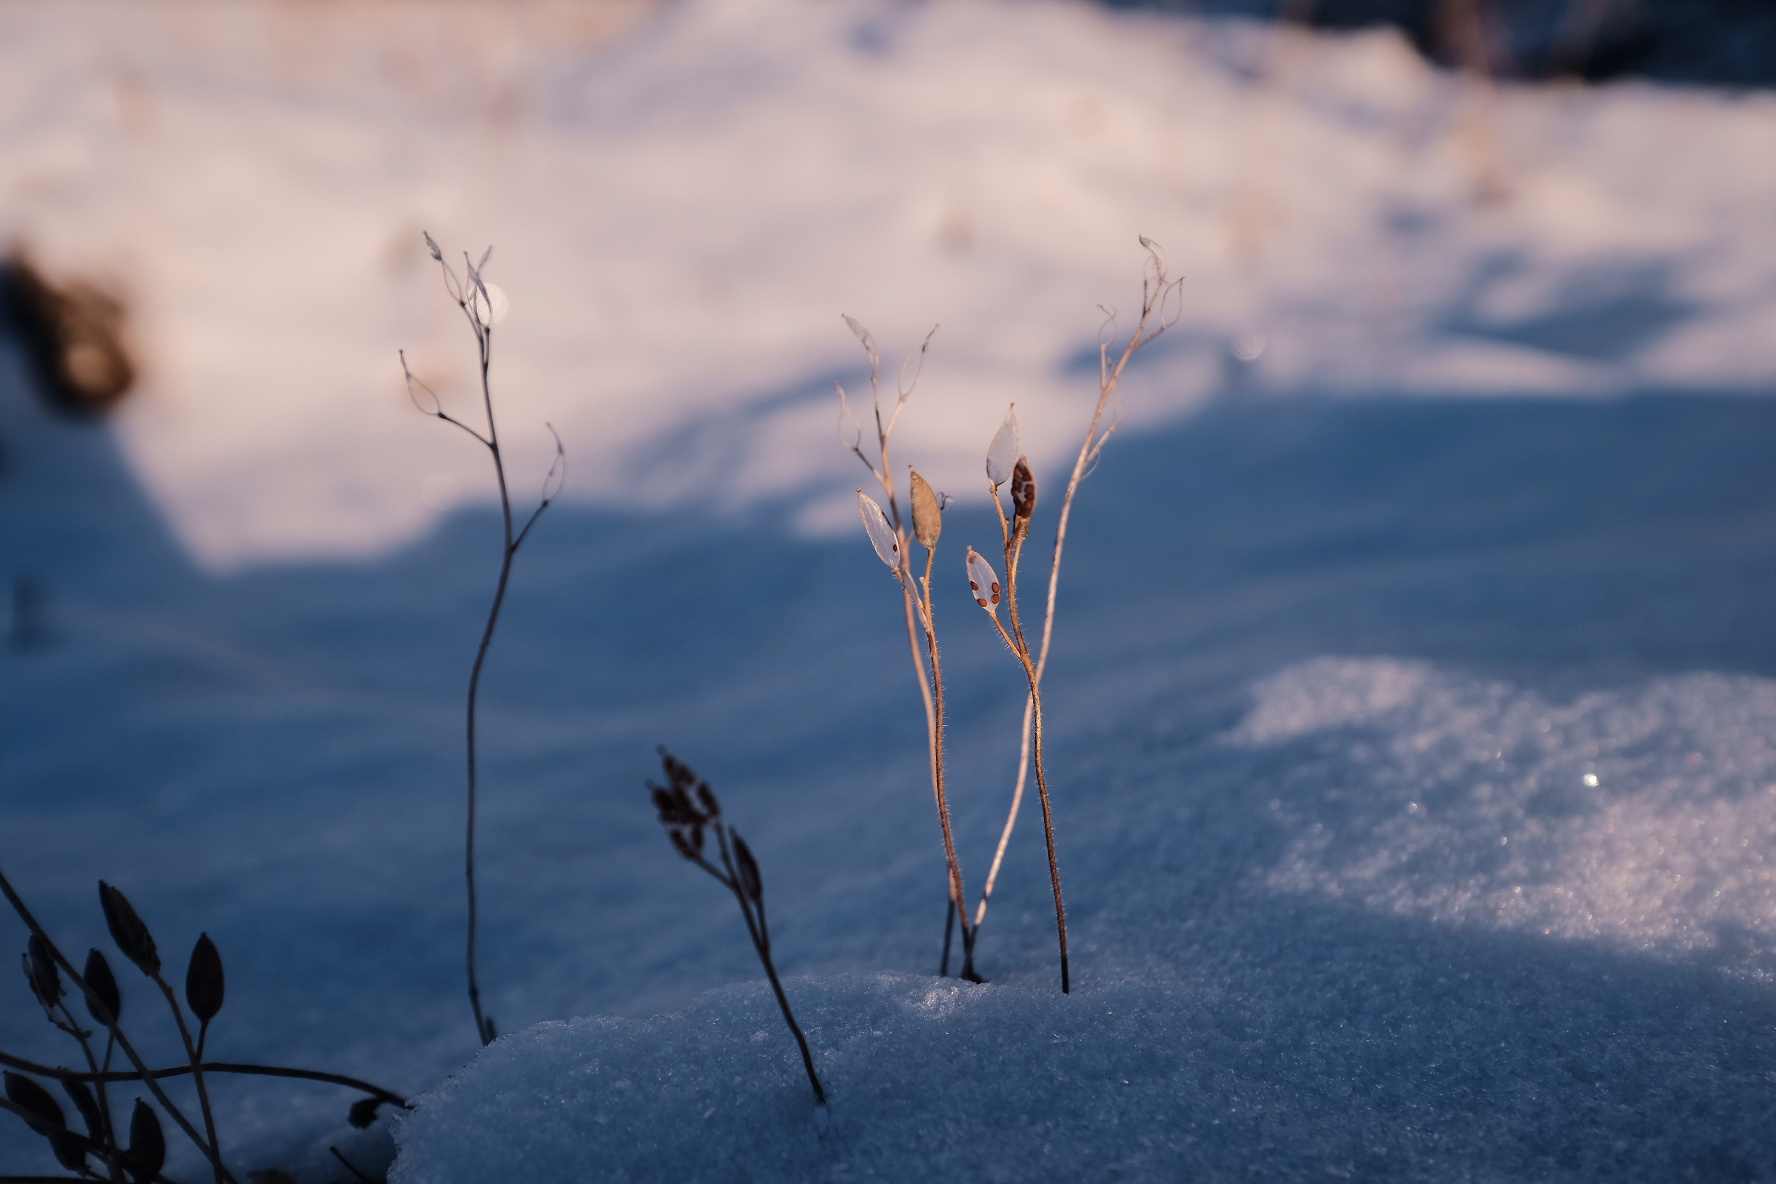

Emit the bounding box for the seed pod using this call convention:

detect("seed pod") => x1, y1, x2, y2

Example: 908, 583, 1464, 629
348, 1096, 383, 1129
986, 405, 1019, 488
83, 949, 120, 1025
1011, 456, 1037, 523
185, 934, 224, 1024
423, 231, 443, 262
909, 470, 942, 548
51, 1128, 87, 1171
732, 835, 763, 904
125, 1099, 164, 1184
23, 933, 61, 1009
694, 781, 721, 820
858, 491, 901, 570
965, 548, 1002, 611
3, 1071, 65, 1133
98, 882, 159, 977
668, 829, 698, 861
62, 1078, 102, 1138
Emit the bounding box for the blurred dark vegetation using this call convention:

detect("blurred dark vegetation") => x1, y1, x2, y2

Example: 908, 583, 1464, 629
1101, 0, 1776, 87
0, 256, 134, 420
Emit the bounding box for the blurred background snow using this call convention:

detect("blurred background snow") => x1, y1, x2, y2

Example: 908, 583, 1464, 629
4, 0, 1776, 1180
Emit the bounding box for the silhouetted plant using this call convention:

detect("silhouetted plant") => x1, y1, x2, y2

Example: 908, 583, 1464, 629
401, 233, 565, 1048
1, 866, 406, 1183
648, 749, 826, 1106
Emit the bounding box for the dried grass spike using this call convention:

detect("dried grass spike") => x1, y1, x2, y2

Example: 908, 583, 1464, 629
987, 405, 1019, 488
858, 491, 901, 569
910, 470, 943, 548
965, 548, 1002, 610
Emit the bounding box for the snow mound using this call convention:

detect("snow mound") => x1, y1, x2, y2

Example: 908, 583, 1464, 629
392, 658, 1776, 1182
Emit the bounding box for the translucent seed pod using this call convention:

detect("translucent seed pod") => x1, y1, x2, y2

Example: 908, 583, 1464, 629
986, 405, 1019, 488
965, 547, 1002, 611
858, 491, 901, 570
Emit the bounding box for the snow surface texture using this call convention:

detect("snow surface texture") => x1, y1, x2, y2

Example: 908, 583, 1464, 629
5, 0, 1776, 1181
2, 0, 1775, 565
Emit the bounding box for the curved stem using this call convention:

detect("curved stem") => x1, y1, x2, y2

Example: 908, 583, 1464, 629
0, 1049, 407, 1109
463, 319, 513, 1049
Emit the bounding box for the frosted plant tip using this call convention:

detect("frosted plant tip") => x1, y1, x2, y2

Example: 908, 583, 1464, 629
966, 547, 1001, 610
858, 491, 900, 569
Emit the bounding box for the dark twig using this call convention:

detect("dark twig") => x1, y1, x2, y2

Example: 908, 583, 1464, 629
649, 751, 826, 1105
407, 234, 565, 1047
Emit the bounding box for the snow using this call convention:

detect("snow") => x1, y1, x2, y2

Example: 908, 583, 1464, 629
4, 0, 1776, 1180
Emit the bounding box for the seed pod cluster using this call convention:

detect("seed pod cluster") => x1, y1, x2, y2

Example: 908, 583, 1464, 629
649, 747, 721, 860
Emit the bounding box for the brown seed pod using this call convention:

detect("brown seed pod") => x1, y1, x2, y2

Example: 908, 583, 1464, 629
3, 1071, 65, 1134
909, 470, 942, 548
1011, 457, 1036, 523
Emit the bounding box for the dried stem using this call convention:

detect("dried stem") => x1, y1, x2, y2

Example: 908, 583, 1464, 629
650, 756, 826, 1104
150, 974, 221, 1184
837, 322, 975, 974
407, 238, 564, 1047
971, 241, 1183, 982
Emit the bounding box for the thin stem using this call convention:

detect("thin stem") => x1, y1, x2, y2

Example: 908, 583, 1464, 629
150, 977, 222, 1184
917, 546, 978, 982
987, 614, 1069, 992
973, 251, 1178, 959
0, 1050, 407, 1110
50, 1000, 120, 1182
0, 868, 237, 1184
711, 829, 825, 1105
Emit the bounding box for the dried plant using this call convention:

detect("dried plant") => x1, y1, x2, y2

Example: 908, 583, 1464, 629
1, 867, 406, 1183
961, 237, 1183, 994
401, 234, 566, 1047
837, 323, 988, 982
648, 750, 826, 1106
842, 241, 1181, 994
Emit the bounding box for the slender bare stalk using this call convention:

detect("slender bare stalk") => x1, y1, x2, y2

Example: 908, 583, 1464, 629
148, 973, 221, 1184
405, 235, 564, 1047
968, 242, 1184, 975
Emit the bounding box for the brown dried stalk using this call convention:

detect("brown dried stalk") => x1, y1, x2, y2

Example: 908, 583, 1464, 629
403, 233, 565, 1047
967, 239, 1183, 991
837, 322, 985, 979
649, 750, 826, 1105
